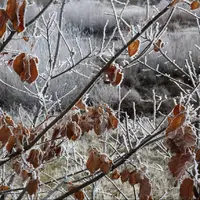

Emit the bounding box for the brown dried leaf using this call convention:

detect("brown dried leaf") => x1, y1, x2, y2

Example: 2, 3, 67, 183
111, 71, 123, 86
13, 53, 39, 84
170, 0, 183, 6
128, 39, 140, 56
75, 190, 84, 200
0, 9, 8, 38
0, 125, 12, 147
13, 161, 22, 175
129, 171, 142, 185
168, 152, 193, 180
107, 113, 118, 130
166, 113, 186, 134
154, 39, 164, 52
173, 104, 185, 116
86, 149, 101, 174
111, 169, 120, 180
5, 115, 14, 126
139, 177, 152, 200
166, 125, 196, 153
26, 149, 43, 168
191, 1, 200, 10
21, 169, 31, 182
6, 135, 16, 153
196, 149, 200, 162
6, 0, 26, 32
0, 185, 10, 191
75, 98, 87, 110
67, 121, 81, 141
180, 178, 194, 200
120, 169, 130, 183
27, 179, 39, 196
100, 154, 112, 174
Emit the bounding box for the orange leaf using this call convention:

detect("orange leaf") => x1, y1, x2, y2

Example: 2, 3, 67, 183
6, 0, 26, 33
154, 39, 164, 52
111, 71, 123, 86
180, 178, 194, 200
168, 152, 193, 180
75, 190, 84, 200
13, 53, 39, 84
0, 125, 12, 147
170, 0, 183, 6
86, 149, 101, 174
0, 185, 10, 191
0, 9, 8, 38
111, 169, 120, 180
128, 39, 140, 57
173, 104, 185, 116
191, 1, 200, 10
107, 113, 118, 130
166, 113, 186, 134
6, 135, 16, 153
23, 36, 29, 42
16, 0, 26, 32
27, 179, 39, 196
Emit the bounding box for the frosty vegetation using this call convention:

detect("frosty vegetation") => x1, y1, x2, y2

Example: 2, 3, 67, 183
0, 0, 199, 199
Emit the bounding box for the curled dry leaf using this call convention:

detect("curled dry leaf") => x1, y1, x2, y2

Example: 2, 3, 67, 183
107, 113, 118, 130
75, 190, 84, 200
129, 171, 142, 185
180, 178, 194, 200
128, 39, 140, 57
86, 149, 101, 174
166, 125, 196, 153
173, 104, 185, 116
75, 98, 87, 110
0, 9, 8, 38
166, 113, 186, 134
26, 149, 43, 168
13, 53, 39, 84
139, 177, 152, 200
21, 169, 32, 182
0, 185, 10, 191
27, 179, 39, 196
68, 184, 84, 200
111, 169, 120, 180
120, 169, 130, 183
6, 0, 26, 32
6, 135, 16, 153
5, 115, 14, 126
191, 1, 200, 10
66, 121, 81, 141
100, 154, 112, 174
104, 64, 123, 86
13, 161, 22, 175
195, 149, 200, 162
170, 0, 183, 6
168, 152, 193, 180
0, 125, 12, 147
154, 39, 164, 52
